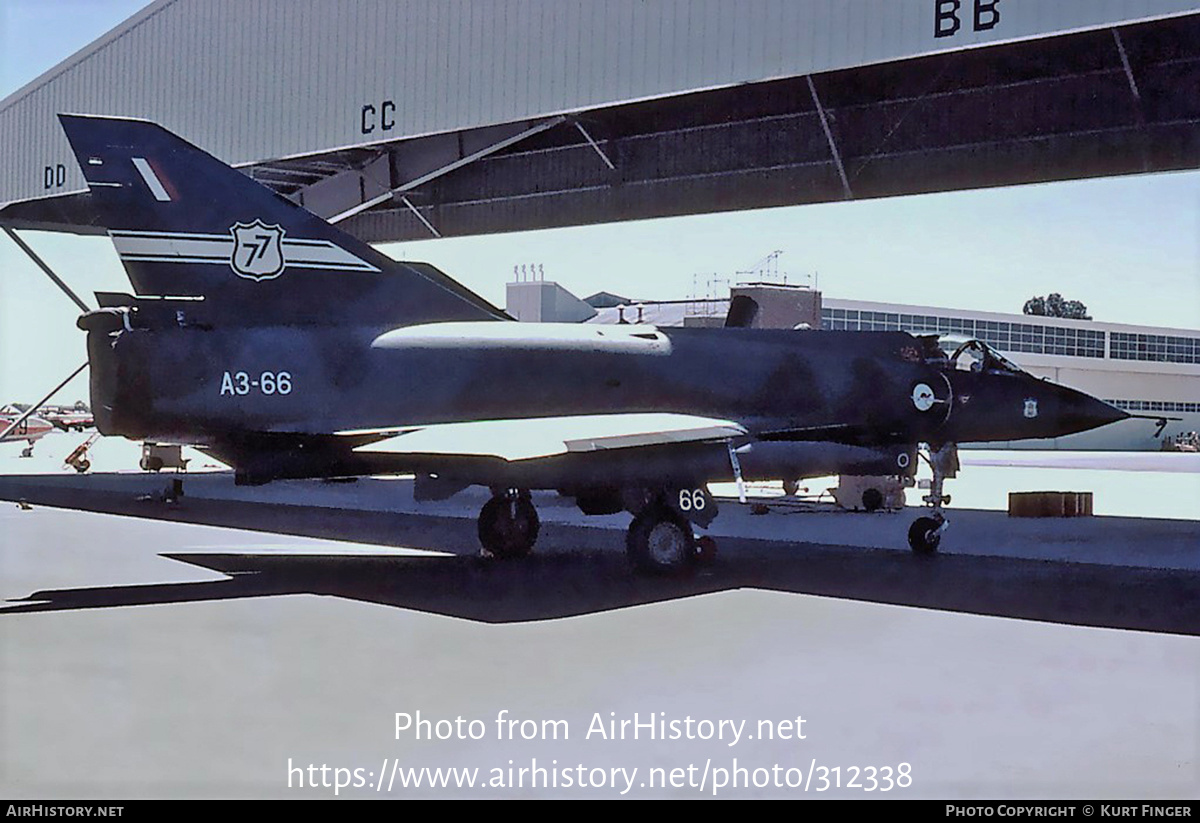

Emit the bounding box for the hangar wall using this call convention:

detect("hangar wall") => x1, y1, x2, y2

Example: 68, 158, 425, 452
3, 0, 1200, 206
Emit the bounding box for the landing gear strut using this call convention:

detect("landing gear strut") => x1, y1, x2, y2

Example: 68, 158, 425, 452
478, 489, 539, 559
908, 443, 958, 556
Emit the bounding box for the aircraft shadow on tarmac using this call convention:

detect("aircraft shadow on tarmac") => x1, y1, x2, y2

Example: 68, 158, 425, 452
1, 473, 1197, 632
4, 544, 1199, 634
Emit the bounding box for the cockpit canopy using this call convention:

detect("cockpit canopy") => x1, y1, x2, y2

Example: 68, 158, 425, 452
931, 335, 1027, 375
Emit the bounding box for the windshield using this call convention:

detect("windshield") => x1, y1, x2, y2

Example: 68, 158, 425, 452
944, 338, 1025, 374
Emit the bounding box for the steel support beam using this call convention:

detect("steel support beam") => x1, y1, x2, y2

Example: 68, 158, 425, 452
330, 116, 567, 224
574, 121, 615, 170
400, 196, 441, 237
3, 226, 90, 312
807, 75, 853, 200
1112, 28, 1141, 102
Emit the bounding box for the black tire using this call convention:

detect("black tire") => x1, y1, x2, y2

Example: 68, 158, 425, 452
477, 495, 539, 559
908, 516, 942, 556
626, 506, 696, 575
862, 487, 884, 512
74, 459, 91, 473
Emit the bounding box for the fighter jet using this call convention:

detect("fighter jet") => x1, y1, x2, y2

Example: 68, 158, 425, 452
45, 114, 1128, 571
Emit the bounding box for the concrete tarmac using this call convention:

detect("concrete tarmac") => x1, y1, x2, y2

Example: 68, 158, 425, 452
0, 470, 1197, 631
1, 452, 1198, 798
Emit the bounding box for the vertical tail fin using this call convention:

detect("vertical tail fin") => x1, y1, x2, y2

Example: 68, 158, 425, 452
57, 114, 507, 326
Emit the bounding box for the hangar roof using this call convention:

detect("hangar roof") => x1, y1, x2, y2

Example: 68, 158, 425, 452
3, 1, 1200, 241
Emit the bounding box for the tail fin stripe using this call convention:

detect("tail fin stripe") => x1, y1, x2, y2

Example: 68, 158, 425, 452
110, 232, 380, 272
130, 157, 172, 202
121, 256, 227, 265
117, 255, 379, 273
111, 230, 225, 240
287, 261, 378, 272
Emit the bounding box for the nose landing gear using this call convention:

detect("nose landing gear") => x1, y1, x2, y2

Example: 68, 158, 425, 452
908, 514, 945, 556
478, 489, 540, 559
908, 443, 957, 556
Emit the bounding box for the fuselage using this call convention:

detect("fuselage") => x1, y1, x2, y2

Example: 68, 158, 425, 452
0, 414, 54, 443
87, 322, 947, 440
82, 318, 1126, 483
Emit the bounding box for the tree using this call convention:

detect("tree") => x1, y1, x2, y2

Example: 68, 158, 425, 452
1023, 296, 1046, 316
1023, 293, 1091, 320
1061, 300, 1091, 320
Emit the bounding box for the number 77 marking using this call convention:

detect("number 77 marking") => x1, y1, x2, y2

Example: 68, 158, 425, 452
243, 233, 274, 265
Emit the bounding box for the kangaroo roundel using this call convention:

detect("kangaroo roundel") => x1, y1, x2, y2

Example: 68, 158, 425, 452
230, 220, 286, 281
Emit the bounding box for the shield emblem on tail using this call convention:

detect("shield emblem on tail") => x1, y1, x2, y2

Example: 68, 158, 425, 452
230, 220, 286, 281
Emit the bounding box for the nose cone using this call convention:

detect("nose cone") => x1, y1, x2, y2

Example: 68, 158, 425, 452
941, 370, 1129, 443
1054, 386, 1129, 435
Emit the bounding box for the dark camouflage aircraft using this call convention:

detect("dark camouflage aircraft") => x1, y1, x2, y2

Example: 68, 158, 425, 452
54, 115, 1127, 572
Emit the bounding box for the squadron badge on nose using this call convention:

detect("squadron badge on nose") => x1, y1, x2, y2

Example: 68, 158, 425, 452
912, 383, 937, 412
230, 220, 286, 281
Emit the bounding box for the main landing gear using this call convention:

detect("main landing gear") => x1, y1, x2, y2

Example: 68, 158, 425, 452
624, 488, 718, 575
476, 486, 718, 575
626, 504, 696, 574
908, 443, 958, 556
477, 489, 540, 559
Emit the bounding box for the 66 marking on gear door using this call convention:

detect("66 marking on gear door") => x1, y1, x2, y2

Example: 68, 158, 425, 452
220, 371, 293, 397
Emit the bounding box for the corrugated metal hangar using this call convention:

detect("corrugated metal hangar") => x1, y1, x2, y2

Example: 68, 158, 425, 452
2, 0, 1200, 243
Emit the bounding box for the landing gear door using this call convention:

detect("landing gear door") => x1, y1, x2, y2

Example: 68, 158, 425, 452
667, 486, 718, 528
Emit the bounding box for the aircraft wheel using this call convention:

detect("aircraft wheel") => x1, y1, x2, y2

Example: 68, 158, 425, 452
627, 506, 696, 575
862, 487, 883, 512
908, 516, 942, 556
74, 459, 91, 473
478, 494, 539, 559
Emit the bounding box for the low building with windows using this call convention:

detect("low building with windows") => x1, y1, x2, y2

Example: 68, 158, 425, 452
582, 287, 1199, 451
821, 299, 1198, 450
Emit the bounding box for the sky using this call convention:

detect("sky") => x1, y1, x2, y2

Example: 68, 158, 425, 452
1, 0, 1199, 401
